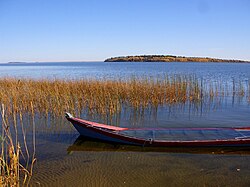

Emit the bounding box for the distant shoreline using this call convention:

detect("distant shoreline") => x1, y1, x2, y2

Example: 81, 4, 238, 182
105, 55, 249, 63
8, 62, 27, 64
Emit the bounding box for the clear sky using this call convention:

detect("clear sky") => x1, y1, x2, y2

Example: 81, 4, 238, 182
0, 0, 250, 62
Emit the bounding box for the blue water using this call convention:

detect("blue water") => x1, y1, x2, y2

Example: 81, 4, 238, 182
1, 62, 250, 82
2, 62, 250, 186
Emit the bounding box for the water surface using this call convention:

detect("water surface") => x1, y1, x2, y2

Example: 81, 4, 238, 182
1, 62, 250, 82
1, 62, 250, 186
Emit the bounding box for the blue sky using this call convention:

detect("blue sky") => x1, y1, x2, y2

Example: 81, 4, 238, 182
0, 0, 250, 62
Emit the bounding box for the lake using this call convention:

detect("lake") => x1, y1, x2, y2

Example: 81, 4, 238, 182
1, 62, 250, 186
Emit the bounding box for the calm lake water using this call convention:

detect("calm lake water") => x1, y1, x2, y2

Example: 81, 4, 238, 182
1, 62, 250, 186
1, 62, 250, 81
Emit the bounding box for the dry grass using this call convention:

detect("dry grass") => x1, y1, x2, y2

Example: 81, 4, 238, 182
0, 77, 249, 117
0, 76, 205, 117
0, 104, 36, 186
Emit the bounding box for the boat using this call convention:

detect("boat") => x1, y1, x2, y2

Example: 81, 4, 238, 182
65, 113, 250, 147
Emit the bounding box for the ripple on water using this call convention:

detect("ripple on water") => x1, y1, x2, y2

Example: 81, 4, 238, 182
30, 143, 250, 187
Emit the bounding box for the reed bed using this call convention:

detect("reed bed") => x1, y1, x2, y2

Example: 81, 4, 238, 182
0, 77, 248, 118
0, 76, 203, 117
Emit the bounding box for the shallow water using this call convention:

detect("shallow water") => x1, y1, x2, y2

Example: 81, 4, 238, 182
1, 62, 250, 186
34, 150, 250, 186
31, 131, 250, 187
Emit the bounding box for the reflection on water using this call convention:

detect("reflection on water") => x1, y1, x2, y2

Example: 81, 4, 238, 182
30, 130, 250, 187
16, 94, 249, 136
76, 95, 250, 128
68, 136, 250, 155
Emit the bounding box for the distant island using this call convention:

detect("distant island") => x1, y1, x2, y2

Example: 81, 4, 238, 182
105, 55, 248, 63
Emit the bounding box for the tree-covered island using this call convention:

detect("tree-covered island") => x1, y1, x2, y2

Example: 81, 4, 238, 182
105, 55, 248, 63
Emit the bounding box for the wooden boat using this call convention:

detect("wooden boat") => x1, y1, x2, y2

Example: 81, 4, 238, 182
65, 113, 250, 147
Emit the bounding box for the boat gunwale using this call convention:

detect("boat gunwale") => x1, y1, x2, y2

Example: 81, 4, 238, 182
72, 117, 250, 132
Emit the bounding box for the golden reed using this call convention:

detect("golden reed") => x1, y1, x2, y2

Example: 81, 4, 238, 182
1, 104, 36, 187
0, 77, 248, 117
0, 76, 204, 117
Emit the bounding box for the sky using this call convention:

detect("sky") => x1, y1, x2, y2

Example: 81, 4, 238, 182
0, 0, 250, 62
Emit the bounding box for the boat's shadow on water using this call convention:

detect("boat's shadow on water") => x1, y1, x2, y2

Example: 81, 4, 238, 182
67, 135, 250, 155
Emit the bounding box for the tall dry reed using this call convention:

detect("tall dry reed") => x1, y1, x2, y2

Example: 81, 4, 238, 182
0, 76, 204, 117
0, 104, 36, 187
0, 77, 248, 118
